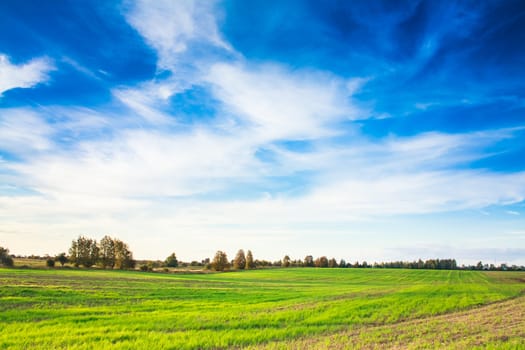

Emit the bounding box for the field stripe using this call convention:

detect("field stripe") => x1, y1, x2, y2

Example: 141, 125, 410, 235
245, 294, 525, 349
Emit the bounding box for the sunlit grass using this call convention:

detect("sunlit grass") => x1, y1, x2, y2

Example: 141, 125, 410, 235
0, 268, 523, 349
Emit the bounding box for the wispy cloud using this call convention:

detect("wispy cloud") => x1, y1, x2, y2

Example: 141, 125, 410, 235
206, 62, 364, 141
124, 0, 231, 71
0, 108, 54, 154
0, 54, 54, 96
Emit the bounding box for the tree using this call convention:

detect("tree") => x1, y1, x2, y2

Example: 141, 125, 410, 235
0, 246, 14, 267
56, 253, 68, 266
417, 259, 424, 269
211, 251, 229, 271
46, 258, 55, 268
282, 255, 291, 268
304, 255, 314, 267
99, 235, 116, 269
328, 258, 338, 268
69, 236, 99, 267
233, 249, 246, 270
165, 253, 179, 268
315, 256, 329, 268
476, 261, 483, 270
113, 239, 134, 269
245, 250, 255, 269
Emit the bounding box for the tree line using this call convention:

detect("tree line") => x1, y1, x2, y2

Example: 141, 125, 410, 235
68, 235, 135, 269
1, 241, 524, 272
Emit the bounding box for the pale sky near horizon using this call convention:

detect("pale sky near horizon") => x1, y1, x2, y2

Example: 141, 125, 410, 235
1, 0, 524, 265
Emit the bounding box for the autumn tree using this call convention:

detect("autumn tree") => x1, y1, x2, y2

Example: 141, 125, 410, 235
211, 250, 229, 271
282, 255, 291, 267
245, 250, 255, 269
315, 256, 329, 268
328, 258, 338, 268
233, 249, 246, 270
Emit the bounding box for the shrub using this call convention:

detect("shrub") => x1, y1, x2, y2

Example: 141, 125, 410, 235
0, 246, 14, 267
165, 253, 178, 267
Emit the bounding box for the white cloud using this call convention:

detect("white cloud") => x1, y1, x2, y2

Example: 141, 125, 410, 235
113, 84, 177, 125
10, 128, 260, 198
0, 54, 54, 96
124, 0, 230, 70
0, 109, 54, 154
305, 171, 525, 216
206, 62, 363, 141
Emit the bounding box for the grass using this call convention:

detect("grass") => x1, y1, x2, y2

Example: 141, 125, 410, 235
0, 268, 523, 349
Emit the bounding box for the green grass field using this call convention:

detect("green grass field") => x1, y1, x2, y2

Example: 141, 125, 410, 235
0, 268, 523, 349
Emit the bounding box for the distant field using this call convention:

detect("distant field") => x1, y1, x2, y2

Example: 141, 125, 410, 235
0, 268, 523, 349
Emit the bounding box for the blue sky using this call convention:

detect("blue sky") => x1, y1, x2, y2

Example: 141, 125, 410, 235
1, 0, 524, 264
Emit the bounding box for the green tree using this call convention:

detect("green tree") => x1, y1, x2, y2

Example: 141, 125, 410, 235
328, 258, 338, 268
211, 250, 229, 271
245, 250, 255, 269
165, 253, 179, 267
476, 261, 484, 270
113, 239, 134, 269
99, 235, 116, 269
56, 252, 68, 266
304, 255, 314, 267
69, 236, 98, 268
46, 258, 55, 268
233, 249, 246, 270
0, 246, 14, 267
282, 255, 291, 268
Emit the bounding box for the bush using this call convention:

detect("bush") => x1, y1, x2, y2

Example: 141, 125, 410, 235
1, 255, 14, 267
140, 264, 150, 272
46, 259, 55, 268
0, 246, 14, 267
165, 253, 178, 268
56, 253, 68, 266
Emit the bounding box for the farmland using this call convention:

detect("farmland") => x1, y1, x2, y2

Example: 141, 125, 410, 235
0, 268, 523, 349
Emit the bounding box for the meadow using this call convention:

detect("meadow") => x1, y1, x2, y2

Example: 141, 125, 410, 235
0, 267, 523, 349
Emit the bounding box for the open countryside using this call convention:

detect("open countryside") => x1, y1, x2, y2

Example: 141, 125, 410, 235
1, 267, 524, 349
2, 0, 525, 349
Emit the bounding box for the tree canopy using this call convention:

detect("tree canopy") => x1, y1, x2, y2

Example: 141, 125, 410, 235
211, 251, 229, 271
